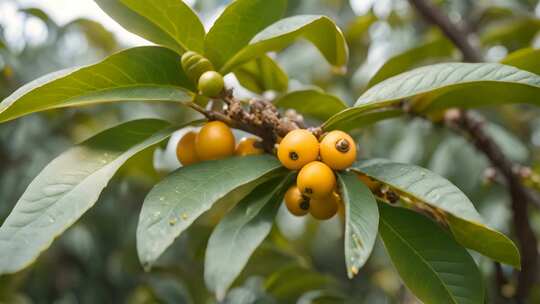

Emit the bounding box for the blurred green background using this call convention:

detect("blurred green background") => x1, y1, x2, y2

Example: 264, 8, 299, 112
1, 0, 540, 303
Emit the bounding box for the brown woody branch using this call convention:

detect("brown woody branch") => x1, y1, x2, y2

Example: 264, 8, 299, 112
187, 89, 312, 152
407, 0, 539, 301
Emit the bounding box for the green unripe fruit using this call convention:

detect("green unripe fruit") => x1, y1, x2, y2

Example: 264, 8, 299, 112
181, 51, 214, 82
198, 71, 225, 97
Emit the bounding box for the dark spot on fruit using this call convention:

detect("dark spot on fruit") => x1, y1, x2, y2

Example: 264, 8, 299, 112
300, 200, 310, 210
289, 151, 299, 160
336, 139, 350, 153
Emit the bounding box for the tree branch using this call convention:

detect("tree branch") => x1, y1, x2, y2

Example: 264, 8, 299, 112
408, 0, 482, 62
186, 90, 306, 152
445, 110, 538, 301
407, 0, 538, 301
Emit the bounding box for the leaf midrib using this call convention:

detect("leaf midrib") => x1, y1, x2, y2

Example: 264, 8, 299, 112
381, 216, 458, 304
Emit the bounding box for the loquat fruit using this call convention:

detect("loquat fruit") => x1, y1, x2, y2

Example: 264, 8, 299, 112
195, 121, 235, 161
277, 129, 319, 170
176, 131, 199, 166
235, 137, 264, 156
198, 71, 224, 97
284, 186, 310, 216
320, 130, 357, 170
310, 192, 339, 220
297, 161, 336, 198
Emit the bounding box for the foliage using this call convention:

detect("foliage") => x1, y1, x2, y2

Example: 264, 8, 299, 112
1, 0, 540, 303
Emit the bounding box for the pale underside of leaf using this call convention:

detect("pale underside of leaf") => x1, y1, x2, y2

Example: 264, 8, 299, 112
0, 119, 178, 274
137, 156, 285, 268
324, 63, 540, 131
352, 160, 520, 267
205, 176, 291, 300
338, 172, 379, 278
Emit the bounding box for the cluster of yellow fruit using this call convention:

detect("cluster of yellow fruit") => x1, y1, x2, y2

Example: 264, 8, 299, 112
176, 121, 263, 166
176, 121, 357, 221
278, 129, 357, 220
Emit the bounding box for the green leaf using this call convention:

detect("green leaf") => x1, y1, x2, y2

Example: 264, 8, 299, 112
480, 18, 540, 50
0, 46, 195, 123
205, 0, 287, 69
234, 55, 288, 94
367, 37, 455, 88
205, 176, 291, 300
352, 160, 520, 268
62, 18, 118, 52
501, 48, 540, 75
95, 0, 205, 53
264, 265, 333, 302
324, 63, 540, 131
322, 103, 403, 132
137, 155, 285, 268
221, 15, 349, 74
0, 119, 177, 275
274, 89, 347, 121
337, 172, 379, 278
379, 204, 484, 304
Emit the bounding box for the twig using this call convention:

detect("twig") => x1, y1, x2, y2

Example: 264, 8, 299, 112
186, 91, 305, 152
445, 110, 538, 301
408, 0, 483, 62
407, 0, 538, 301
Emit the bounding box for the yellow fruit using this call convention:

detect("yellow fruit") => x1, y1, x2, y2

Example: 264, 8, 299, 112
284, 186, 310, 216
297, 161, 336, 198
235, 137, 264, 156
176, 131, 199, 166
195, 121, 235, 161
320, 130, 357, 170
277, 129, 319, 170
310, 192, 339, 220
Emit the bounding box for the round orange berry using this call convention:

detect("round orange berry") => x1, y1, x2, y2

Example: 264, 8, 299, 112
297, 161, 336, 198
235, 137, 264, 156
277, 129, 319, 170
310, 192, 339, 220
176, 131, 199, 166
195, 121, 235, 161
284, 186, 310, 216
320, 130, 357, 170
